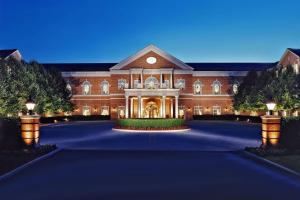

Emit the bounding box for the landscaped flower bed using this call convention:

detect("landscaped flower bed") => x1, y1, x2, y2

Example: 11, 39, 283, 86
116, 118, 187, 130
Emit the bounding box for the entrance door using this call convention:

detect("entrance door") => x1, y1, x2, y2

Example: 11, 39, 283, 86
144, 101, 159, 118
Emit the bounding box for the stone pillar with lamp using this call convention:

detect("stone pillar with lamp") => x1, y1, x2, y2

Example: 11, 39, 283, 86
260, 101, 281, 148
20, 96, 40, 147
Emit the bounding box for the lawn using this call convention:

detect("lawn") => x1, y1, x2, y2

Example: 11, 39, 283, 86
266, 154, 300, 173
0, 145, 56, 176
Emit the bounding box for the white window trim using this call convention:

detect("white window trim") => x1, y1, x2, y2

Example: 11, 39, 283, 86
193, 80, 203, 95
82, 81, 92, 95
100, 80, 110, 95
211, 80, 222, 95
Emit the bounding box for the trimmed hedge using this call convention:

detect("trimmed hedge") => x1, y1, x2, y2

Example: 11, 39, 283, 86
0, 117, 23, 150
280, 117, 300, 150
40, 115, 110, 124
193, 115, 261, 123
117, 118, 185, 129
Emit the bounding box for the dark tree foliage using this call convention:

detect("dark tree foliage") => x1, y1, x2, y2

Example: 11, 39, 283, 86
0, 58, 74, 117
233, 65, 300, 115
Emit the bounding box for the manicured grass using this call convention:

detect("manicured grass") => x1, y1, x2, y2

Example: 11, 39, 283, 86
0, 145, 56, 176
266, 155, 300, 173
117, 118, 186, 129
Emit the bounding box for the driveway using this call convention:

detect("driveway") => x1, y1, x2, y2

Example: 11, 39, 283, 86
0, 120, 300, 200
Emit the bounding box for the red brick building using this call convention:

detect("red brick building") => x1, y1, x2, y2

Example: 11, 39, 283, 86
2, 45, 299, 119
43, 45, 278, 119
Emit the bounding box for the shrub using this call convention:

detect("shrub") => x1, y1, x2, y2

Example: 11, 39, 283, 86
117, 118, 185, 129
193, 115, 261, 123
280, 117, 300, 150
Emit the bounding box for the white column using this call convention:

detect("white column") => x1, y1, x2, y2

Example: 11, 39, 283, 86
130, 72, 133, 88
170, 98, 173, 118
175, 96, 179, 118
141, 70, 143, 88
125, 95, 129, 118
130, 97, 133, 118
162, 96, 166, 118
160, 73, 163, 88
138, 96, 141, 118
160, 98, 163, 117
170, 72, 173, 88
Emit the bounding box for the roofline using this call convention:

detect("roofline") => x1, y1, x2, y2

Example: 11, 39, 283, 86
110, 44, 194, 70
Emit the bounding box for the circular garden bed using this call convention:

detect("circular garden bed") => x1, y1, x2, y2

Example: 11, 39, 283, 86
114, 118, 189, 131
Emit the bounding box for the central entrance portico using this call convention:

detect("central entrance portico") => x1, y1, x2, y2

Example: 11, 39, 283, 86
124, 89, 180, 118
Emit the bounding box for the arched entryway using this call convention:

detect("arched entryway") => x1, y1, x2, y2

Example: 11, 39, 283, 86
144, 101, 159, 118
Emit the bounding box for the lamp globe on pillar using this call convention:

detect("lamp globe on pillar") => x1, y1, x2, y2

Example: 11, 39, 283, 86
26, 97, 36, 115
266, 101, 276, 116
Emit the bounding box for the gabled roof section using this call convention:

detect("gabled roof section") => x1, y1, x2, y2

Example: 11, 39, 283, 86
110, 44, 194, 70
287, 48, 300, 57
0, 49, 19, 59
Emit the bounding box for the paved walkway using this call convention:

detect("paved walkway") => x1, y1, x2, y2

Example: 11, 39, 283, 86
0, 121, 300, 200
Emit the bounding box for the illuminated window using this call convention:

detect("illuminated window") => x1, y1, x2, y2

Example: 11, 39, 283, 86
66, 83, 72, 94
100, 80, 109, 95
82, 81, 91, 95
232, 81, 239, 94
118, 106, 125, 118
101, 106, 109, 115
212, 80, 221, 95
194, 105, 203, 115
118, 79, 127, 89
145, 76, 159, 89
293, 64, 299, 74
194, 80, 203, 95
212, 106, 221, 115
82, 106, 91, 116
175, 79, 185, 89
179, 105, 185, 118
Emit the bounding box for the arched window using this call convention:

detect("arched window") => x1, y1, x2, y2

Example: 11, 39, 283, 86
193, 80, 203, 95
232, 81, 239, 94
82, 81, 91, 95
212, 80, 221, 95
145, 76, 159, 89
100, 80, 109, 95
175, 79, 185, 89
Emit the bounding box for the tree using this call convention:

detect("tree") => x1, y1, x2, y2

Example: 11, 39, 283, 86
0, 58, 74, 117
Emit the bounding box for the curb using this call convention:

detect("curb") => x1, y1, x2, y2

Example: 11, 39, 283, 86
112, 128, 191, 133
0, 148, 62, 182
244, 151, 300, 177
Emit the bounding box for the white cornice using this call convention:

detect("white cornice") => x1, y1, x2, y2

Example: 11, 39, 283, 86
62, 72, 110, 77
192, 71, 248, 77
110, 44, 194, 70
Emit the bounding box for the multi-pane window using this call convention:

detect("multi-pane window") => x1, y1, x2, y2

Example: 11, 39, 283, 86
194, 80, 203, 95
134, 80, 142, 89
101, 106, 109, 115
212, 80, 221, 95
82, 106, 91, 116
175, 79, 185, 89
118, 79, 127, 89
293, 64, 299, 74
212, 106, 221, 115
145, 76, 159, 89
179, 105, 185, 118
194, 105, 203, 115
100, 80, 109, 95
118, 106, 125, 118
232, 81, 239, 94
82, 81, 91, 95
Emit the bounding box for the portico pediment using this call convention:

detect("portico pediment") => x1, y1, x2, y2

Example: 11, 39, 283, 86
110, 45, 194, 71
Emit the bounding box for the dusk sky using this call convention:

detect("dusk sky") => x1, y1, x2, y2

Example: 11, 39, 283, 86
0, 0, 299, 63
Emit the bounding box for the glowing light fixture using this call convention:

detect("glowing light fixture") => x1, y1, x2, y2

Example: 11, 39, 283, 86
26, 96, 36, 115
266, 101, 276, 115
146, 56, 157, 64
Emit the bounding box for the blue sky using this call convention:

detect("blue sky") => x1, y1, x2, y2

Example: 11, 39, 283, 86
0, 0, 299, 63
